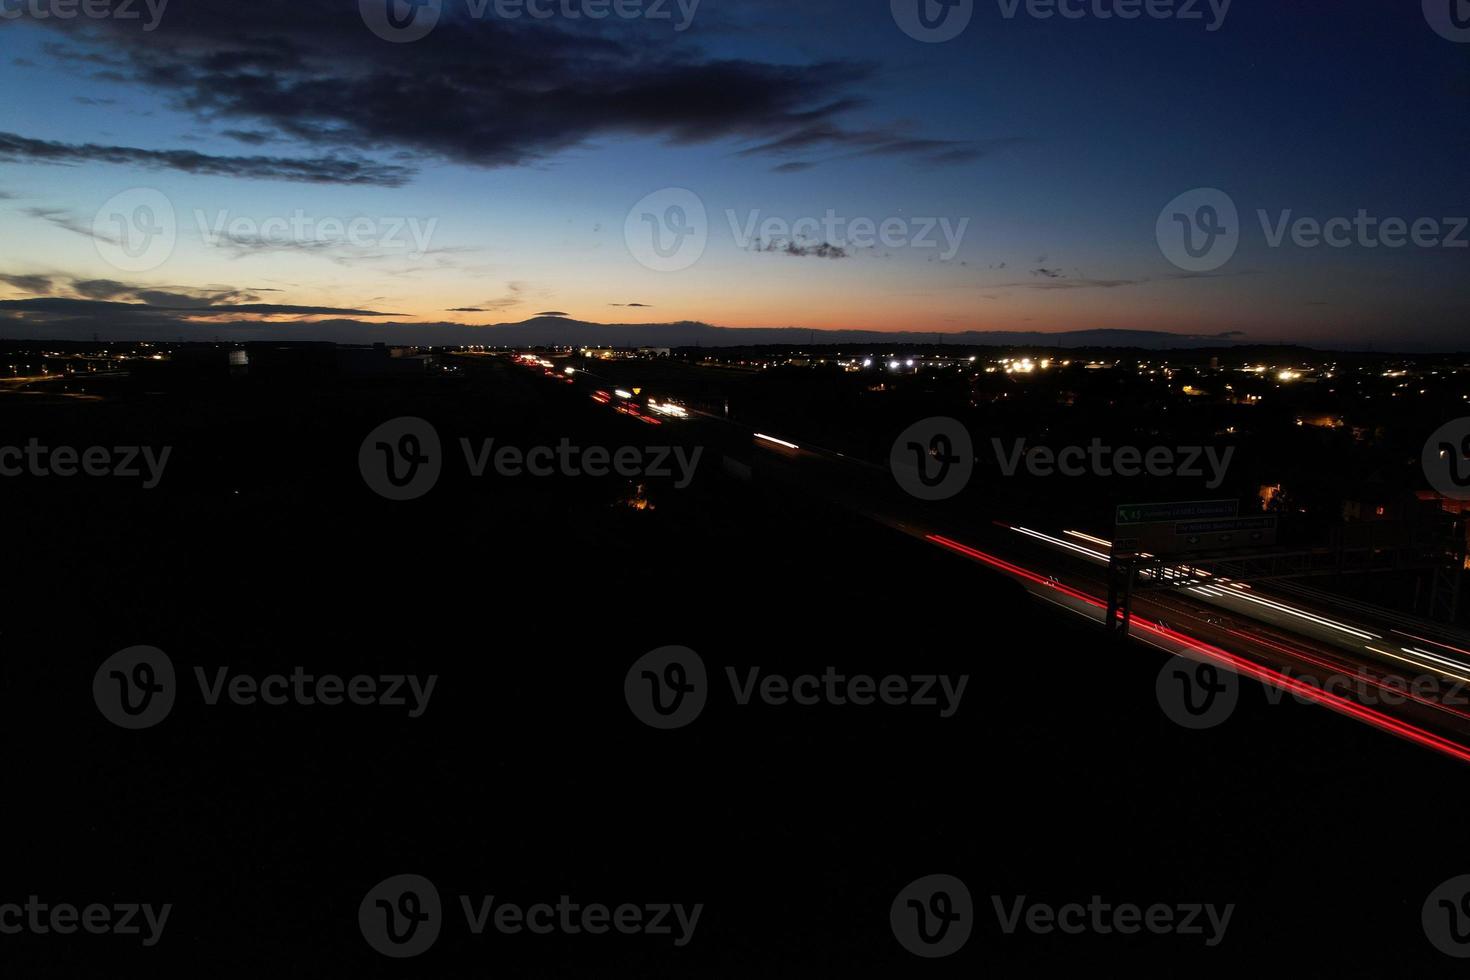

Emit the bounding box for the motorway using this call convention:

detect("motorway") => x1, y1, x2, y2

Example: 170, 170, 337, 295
506, 351, 1470, 764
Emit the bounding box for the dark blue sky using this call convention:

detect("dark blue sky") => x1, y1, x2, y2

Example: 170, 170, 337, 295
0, 0, 1466, 347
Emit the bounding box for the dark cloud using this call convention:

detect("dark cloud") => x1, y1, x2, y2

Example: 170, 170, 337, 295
1031, 267, 1063, 278
0, 297, 400, 317
610, 302, 652, 307
751, 240, 850, 259
19, 2, 970, 173
0, 274, 56, 294
1, 277, 398, 318
535, 311, 571, 317
772, 162, 815, 173
72, 279, 145, 300
446, 307, 486, 313
0, 131, 414, 186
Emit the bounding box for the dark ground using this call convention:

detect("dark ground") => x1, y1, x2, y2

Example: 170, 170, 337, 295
2, 355, 1467, 975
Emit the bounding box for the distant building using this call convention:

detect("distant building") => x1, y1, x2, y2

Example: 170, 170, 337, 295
337, 346, 431, 377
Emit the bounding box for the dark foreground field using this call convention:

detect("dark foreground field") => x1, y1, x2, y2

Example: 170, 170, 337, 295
2, 357, 1466, 975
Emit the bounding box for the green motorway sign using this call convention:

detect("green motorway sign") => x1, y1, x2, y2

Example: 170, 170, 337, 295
1115, 500, 1239, 526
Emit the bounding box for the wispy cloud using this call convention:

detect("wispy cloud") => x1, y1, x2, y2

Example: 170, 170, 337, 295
0, 132, 414, 186
750, 239, 851, 259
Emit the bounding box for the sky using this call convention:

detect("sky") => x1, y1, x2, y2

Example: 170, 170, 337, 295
0, 0, 1466, 348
